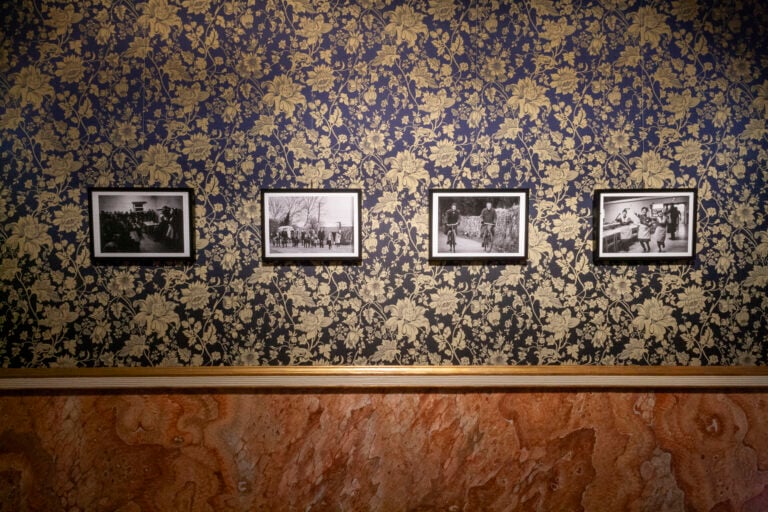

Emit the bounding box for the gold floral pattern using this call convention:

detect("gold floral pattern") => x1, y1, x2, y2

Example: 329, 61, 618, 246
0, 0, 766, 367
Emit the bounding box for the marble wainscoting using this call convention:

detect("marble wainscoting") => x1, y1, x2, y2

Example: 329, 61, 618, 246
1, 392, 767, 511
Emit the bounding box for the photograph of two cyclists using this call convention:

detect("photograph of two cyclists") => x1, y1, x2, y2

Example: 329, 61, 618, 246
429, 190, 529, 262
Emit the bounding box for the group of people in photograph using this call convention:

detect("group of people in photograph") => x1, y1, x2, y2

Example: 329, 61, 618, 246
272, 228, 338, 250
444, 202, 497, 242
612, 203, 681, 253
100, 206, 184, 253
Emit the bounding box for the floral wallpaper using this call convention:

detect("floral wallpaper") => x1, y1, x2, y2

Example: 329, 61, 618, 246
0, 0, 766, 368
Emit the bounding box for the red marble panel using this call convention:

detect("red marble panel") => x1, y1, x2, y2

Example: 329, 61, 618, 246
0, 392, 767, 511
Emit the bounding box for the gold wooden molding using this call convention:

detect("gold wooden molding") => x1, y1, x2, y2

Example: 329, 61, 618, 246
1, 366, 767, 389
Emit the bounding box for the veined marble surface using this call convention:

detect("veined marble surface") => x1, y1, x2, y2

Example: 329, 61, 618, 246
0, 392, 766, 511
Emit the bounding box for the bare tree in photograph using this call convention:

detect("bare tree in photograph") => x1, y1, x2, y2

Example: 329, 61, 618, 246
268, 196, 305, 226
301, 196, 325, 233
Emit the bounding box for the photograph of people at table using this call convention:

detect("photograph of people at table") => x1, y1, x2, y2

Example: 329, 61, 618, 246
595, 190, 696, 260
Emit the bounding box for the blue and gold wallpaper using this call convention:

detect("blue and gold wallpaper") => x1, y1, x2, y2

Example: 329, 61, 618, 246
1, 0, 766, 367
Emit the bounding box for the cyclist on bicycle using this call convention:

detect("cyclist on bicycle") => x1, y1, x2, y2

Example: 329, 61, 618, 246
444, 203, 460, 249
480, 201, 496, 245
445, 203, 460, 231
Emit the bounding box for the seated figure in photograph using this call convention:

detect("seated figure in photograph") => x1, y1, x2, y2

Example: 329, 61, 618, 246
614, 208, 632, 225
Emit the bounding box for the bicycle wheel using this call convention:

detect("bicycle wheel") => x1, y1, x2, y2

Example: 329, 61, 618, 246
483, 230, 492, 252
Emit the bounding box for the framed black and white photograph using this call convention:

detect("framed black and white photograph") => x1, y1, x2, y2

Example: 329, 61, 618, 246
429, 189, 529, 261
88, 188, 195, 263
261, 189, 362, 262
594, 189, 697, 262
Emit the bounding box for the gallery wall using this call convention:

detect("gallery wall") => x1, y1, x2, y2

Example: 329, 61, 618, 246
1, 0, 767, 367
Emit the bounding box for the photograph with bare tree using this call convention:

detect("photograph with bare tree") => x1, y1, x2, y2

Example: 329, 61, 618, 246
429, 189, 529, 261
261, 189, 361, 262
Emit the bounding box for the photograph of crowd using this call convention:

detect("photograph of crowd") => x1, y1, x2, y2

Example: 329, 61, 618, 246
430, 190, 529, 261
595, 189, 696, 261
262, 190, 361, 261
89, 188, 194, 262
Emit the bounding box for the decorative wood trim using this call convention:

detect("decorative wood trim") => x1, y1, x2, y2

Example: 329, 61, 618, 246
1, 366, 767, 390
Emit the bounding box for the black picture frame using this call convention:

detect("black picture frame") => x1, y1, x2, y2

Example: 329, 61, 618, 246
593, 189, 697, 263
88, 187, 195, 264
429, 189, 529, 262
261, 189, 362, 262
